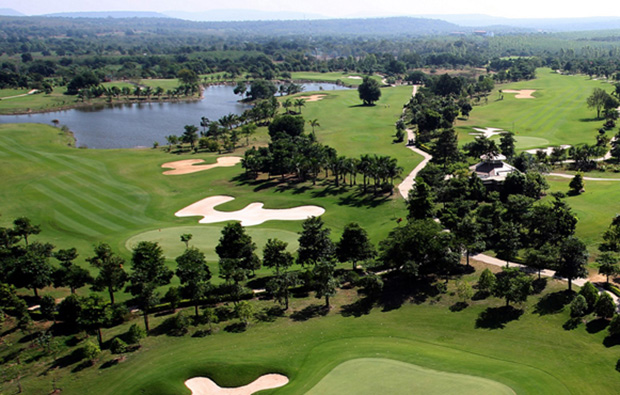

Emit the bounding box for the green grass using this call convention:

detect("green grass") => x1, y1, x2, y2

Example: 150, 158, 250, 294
0, 84, 418, 268
0, 88, 31, 98
457, 68, 613, 149
14, 277, 618, 395
139, 78, 182, 91
290, 72, 382, 86
306, 358, 515, 395
0, 86, 75, 114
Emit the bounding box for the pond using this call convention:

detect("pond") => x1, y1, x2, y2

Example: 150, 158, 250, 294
0, 83, 350, 149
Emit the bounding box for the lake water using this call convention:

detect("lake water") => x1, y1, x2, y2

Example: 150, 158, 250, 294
0, 83, 350, 149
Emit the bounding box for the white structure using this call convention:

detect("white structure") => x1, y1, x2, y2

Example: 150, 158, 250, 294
470, 154, 517, 185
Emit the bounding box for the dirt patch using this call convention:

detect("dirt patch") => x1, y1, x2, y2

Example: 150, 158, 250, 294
296, 94, 326, 102
175, 196, 325, 226
161, 157, 241, 175
185, 373, 288, 395
503, 90, 536, 99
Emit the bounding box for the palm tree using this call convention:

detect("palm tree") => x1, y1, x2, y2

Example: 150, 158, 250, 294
308, 119, 320, 136
294, 98, 306, 114
282, 99, 292, 114
385, 157, 403, 195
358, 154, 371, 193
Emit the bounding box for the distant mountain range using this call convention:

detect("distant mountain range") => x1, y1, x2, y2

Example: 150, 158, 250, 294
2, 8, 620, 33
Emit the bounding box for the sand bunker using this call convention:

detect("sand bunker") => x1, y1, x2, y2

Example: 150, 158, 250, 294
161, 157, 241, 175
526, 145, 571, 155
296, 94, 326, 102
175, 196, 325, 226
470, 127, 505, 138
185, 374, 289, 395
503, 89, 536, 99
347, 76, 362, 79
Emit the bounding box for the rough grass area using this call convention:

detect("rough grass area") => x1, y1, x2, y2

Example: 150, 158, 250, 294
306, 358, 515, 395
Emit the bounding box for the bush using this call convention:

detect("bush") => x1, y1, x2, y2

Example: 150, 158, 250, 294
110, 337, 128, 354
126, 324, 146, 344
162, 312, 190, 336
478, 269, 496, 293
570, 295, 588, 318
81, 340, 101, 362
578, 282, 599, 311
108, 304, 130, 326
595, 293, 616, 319
609, 315, 620, 336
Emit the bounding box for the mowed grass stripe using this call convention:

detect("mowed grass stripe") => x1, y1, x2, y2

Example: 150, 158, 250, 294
0, 135, 44, 163
50, 177, 148, 227
51, 209, 103, 238
31, 183, 125, 233
36, 151, 151, 200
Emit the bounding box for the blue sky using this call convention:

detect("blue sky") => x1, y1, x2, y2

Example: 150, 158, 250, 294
4, 0, 620, 19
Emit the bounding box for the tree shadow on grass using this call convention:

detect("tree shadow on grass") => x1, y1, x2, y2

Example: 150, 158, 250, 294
603, 334, 620, 348
563, 317, 581, 331
223, 322, 247, 333
475, 306, 523, 329
533, 290, 574, 316
255, 306, 285, 323
378, 273, 438, 312
337, 192, 390, 208
449, 301, 469, 312
290, 304, 328, 322
586, 318, 610, 334
341, 298, 374, 318
50, 349, 83, 370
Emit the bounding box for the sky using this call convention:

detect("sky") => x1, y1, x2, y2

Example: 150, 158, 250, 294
4, 0, 620, 19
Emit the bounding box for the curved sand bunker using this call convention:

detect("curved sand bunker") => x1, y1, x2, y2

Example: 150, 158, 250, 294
162, 157, 242, 175
347, 75, 363, 80
175, 196, 325, 226
185, 373, 289, 395
503, 89, 536, 99
296, 94, 326, 102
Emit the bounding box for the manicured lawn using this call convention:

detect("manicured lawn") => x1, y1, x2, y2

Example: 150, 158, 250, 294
306, 358, 515, 395
290, 71, 382, 86
0, 86, 75, 114
457, 68, 614, 149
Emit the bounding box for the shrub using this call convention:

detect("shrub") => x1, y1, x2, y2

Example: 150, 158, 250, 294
126, 324, 146, 344
578, 282, 599, 311
595, 293, 616, 319
569, 295, 588, 318
478, 269, 496, 293
110, 337, 128, 354
81, 340, 101, 362
162, 312, 190, 336
108, 304, 130, 326
609, 315, 620, 336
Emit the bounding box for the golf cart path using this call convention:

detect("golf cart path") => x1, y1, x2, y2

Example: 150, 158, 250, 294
396, 85, 618, 309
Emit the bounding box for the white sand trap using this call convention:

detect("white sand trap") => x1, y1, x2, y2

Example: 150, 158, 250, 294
162, 157, 242, 175
503, 89, 536, 99
526, 145, 571, 155
185, 374, 289, 395
347, 76, 362, 79
175, 196, 325, 226
470, 127, 505, 138
296, 94, 326, 102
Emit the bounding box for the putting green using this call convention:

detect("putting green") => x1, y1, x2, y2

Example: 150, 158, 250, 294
125, 225, 300, 261
513, 136, 550, 150
306, 358, 515, 395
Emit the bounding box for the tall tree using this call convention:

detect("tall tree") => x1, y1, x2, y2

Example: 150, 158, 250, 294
216, 223, 260, 302
87, 243, 127, 305
557, 236, 589, 291
492, 267, 533, 307
312, 259, 337, 308
53, 248, 92, 294
176, 247, 211, 317
79, 294, 110, 348
12, 217, 40, 247
12, 241, 55, 298
587, 87, 610, 119
597, 251, 620, 285
263, 238, 295, 309
407, 178, 435, 220
297, 216, 335, 266
499, 132, 516, 159
336, 223, 376, 270
126, 241, 173, 332
358, 76, 381, 105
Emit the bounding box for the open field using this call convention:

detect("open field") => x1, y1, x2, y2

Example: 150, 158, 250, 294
0, 87, 75, 114
457, 68, 614, 148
